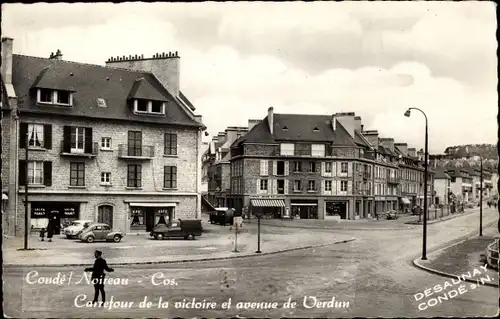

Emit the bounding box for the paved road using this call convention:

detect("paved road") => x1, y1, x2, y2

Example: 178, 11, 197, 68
4, 208, 498, 318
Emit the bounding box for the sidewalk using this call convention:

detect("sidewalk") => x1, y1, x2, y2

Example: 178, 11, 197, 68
255, 214, 417, 231
413, 226, 499, 288
405, 207, 488, 225
3, 226, 356, 267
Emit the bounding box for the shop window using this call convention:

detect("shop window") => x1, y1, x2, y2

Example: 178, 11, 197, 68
130, 208, 145, 226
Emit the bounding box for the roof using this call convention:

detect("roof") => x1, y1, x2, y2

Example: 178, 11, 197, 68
179, 91, 196, 111
232, 113, 357, 147
354, 131, 372, 148
12, 54, 202, 127
434, 167, 451, 179
128, 77, 167, 101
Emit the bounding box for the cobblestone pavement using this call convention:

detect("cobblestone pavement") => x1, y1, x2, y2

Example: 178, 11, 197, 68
3, 206, 498, 318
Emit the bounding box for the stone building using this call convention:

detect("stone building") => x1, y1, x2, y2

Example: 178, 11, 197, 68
1, 37, 206, 236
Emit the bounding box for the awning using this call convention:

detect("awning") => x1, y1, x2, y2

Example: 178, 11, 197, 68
250, 199, 285, 208
129, 202, 176, 207
2, 193, 8, 200
400, 198, 411, 205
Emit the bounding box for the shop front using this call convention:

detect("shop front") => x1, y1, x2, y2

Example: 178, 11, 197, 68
129, 202, 176, 232
249, 197, 286, 219
30, 201, 81, 234
325, 199, 349, 220
291, 199, 318, 219
400, 197, 411, 213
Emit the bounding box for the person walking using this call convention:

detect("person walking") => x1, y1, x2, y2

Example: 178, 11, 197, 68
46, 221, 54, 242
85, 250, 114, 304
39, 227, 46, 241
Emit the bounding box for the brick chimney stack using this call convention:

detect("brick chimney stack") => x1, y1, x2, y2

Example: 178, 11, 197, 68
335, 112, 356, 138
268, 107, 274, 134
1, 37, 13, 85
105, 51, 181, 97
248, 119, 262, 132
362, 130, 379, 149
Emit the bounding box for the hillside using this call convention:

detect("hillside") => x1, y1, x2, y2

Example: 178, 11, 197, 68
430, 144, 498, 172
444, 144, 497, 160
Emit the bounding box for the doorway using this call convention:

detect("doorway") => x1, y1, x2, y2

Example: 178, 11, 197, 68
98, 205, 113, 228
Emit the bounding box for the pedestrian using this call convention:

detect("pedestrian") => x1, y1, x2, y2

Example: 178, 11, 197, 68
84, 250, 114, 304
46, 222, 54, 242
39, 227, 45, 241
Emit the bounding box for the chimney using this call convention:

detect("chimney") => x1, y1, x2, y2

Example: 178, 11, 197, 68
362, 130, 379, 149
53, 49, 63, 60
1, 37, 13, 84
408, 147, 417, 158
248, 119, 262, 132
394, 143, 408, 155
268, 107, 274, 134
332, 115, 337, 131
354, 116, 362, 132
335, 112, 356, 138
105, 51, 181, 97
379, 138, 395, 152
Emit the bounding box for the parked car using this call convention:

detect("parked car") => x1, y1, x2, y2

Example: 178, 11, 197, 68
386, 210, 399, 220
78, 223, 124, 243
209, 207, 235, 226
150, 219, 202, 240
63, 220, 93, 239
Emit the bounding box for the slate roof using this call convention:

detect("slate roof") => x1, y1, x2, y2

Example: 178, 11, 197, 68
232, 113, 357, 147
128, 77, 167, 101
434, 167, 451, 179
12, 54, 202, 127
354, 131, 372, 148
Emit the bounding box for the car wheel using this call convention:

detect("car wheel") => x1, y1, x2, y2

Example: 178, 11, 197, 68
187, 234, 195, 240
156, 233, 164, 240
113, 235, 121, 243
86, 236, 95, 243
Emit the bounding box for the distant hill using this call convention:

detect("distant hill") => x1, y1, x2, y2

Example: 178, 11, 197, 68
431, 144, 498, 172
444, 144, 497, 160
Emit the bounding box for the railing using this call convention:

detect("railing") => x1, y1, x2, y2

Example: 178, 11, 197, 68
118, 144, 155, 158
60, 141, 98, 156
486, 241, 498, 270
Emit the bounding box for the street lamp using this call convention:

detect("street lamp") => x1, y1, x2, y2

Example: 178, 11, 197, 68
479, 157, 483, 236
404, 107, 428, 260
253, 210, 263, 253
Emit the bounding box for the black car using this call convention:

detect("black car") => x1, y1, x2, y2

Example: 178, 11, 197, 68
209, 208, 235, 226
150, 219, 202, 240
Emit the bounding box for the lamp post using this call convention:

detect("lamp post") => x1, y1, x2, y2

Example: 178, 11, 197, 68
404, 107, 428, 260
479, 157, 483, 236
254, 211, 263, 253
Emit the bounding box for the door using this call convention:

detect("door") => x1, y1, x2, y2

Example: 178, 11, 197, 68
145, 207, 155, 232
128, 131, 142, 156
93, 225, 104, 240
70, 127, 85, 154
98, 205, 113, 228
48, 210, 61, 235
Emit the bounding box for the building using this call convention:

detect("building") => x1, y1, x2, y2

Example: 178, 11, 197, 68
204, 126, 248, 208
433, 167, 451, 206
1, 37, 206, 236
228, 107, 430, 220
446, 167, 473, 202
473, 168, 493, 200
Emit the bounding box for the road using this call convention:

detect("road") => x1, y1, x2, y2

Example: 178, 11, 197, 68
4, 208, 498, 318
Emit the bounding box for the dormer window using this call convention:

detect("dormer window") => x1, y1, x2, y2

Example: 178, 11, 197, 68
133, 99, 165, 115
37, 89, 73, 106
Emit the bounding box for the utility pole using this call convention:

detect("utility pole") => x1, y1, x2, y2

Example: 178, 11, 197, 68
479, 157, 483, 236
24, 132, 29, 250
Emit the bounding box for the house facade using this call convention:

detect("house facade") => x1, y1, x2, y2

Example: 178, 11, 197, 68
227, 107, 432, 220
1, 37, 205, 236
446, 167, 473, 202
433, 167, 451, 206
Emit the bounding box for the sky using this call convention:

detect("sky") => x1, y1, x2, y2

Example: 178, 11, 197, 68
2, 1, 497, 153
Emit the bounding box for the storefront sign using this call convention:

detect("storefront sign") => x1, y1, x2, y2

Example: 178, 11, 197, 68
32, 207, 46, 218
157, 209, 168, 215
63, 208, 76, 216
131, 208, 143, 215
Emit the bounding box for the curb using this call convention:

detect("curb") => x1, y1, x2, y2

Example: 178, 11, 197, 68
412, 228, 498, 288
404, 209, 483, 225
256, 222, 415, 231
4, 238, 357, 268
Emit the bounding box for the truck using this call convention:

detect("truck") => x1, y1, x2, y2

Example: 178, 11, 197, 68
209, 207, 235, 226
150, 219, 203, 240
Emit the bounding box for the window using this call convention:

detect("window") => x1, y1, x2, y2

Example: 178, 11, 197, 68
164, 166, 177, 189
37, 89, 72, 106
128, 131, 142, 156
307, 161, 316, 173
164, 133, 177, 155
340, 181, 348, 192
308, 180, 316, 192
260, 179, 268, 191
277, 179, 285, 194
101, 137, 112, 149
311, 144, 325, 157
39, 89, 53, 103
277, 161, 285, 175
325, 180, 332, 192
151, 101, 164, 114
28, 124, 44, 147
293, 161, 302, 172
70, 163, 85, 186
293, 180, 301, 192
127, 164, 142, 188
28, 161, 44, 185
101, 172, 111, 184
71, 127, 85, 153
136, 99, 148, 112
341, 162, 348, 173
131, 208, 145, 226
280, 143, 294, 156
325, 162, 332, 173
57, 91, 70, 104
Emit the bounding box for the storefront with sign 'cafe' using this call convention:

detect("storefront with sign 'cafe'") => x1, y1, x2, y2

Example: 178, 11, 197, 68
30, 202, 80, 235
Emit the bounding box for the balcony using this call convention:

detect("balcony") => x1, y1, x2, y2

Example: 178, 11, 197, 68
387, 176, 400, 184
60, 141, 98, 157
118, 144, 155, 160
